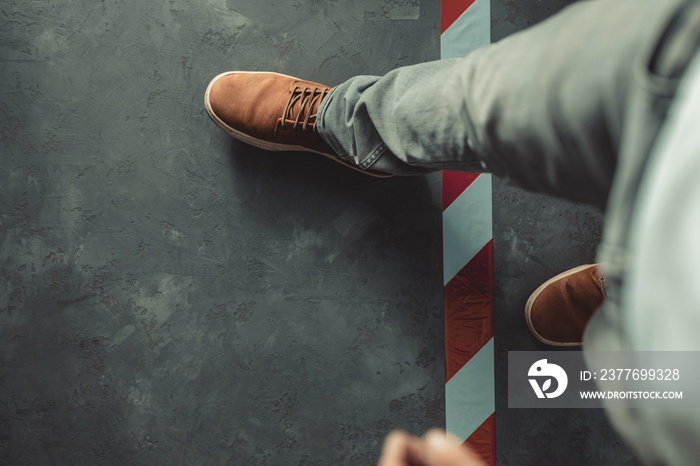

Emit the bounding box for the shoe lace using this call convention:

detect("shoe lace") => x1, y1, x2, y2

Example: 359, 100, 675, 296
281, 86, 329, 132
598, 277, 608, 299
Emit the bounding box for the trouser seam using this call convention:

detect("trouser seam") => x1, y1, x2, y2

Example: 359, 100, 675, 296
358, 142, 388, 170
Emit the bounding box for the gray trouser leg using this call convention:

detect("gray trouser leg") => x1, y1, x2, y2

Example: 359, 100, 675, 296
317, 0, 675, 209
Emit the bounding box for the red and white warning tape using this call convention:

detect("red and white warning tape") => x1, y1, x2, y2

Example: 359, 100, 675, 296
441, 0, 495, 463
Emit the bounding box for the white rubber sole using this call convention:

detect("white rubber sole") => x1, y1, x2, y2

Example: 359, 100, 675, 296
524, 264, 595, 346
204, 71, 392, 178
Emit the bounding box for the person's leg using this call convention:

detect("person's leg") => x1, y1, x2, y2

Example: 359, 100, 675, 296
205, 0, 675, 206
317, 0, 676, 208
582, 2, 700, 462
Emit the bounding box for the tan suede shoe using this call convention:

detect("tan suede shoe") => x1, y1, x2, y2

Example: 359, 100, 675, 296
525, 264, 607, 346
204, 71, 391, 178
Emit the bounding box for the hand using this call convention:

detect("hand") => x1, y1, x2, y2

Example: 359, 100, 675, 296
378, 429, 487, 466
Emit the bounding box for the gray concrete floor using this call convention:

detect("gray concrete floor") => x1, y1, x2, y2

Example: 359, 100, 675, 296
1, 0, 640, 464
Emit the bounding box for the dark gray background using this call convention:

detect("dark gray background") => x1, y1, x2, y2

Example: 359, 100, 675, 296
1, 0, 639, 464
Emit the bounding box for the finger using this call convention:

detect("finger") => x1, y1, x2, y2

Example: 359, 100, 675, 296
423, 430, 487, 466
378, 430, 427, 466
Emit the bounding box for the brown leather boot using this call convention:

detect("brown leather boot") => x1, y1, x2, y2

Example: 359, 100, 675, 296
204, 71, 392, 178
525, 264, 607, 346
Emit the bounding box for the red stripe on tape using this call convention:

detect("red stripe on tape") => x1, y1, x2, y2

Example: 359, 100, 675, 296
442, 171, 480, 211
444, 240, 494, 382
465, 413, 496, 465
441, 0, 477, 33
